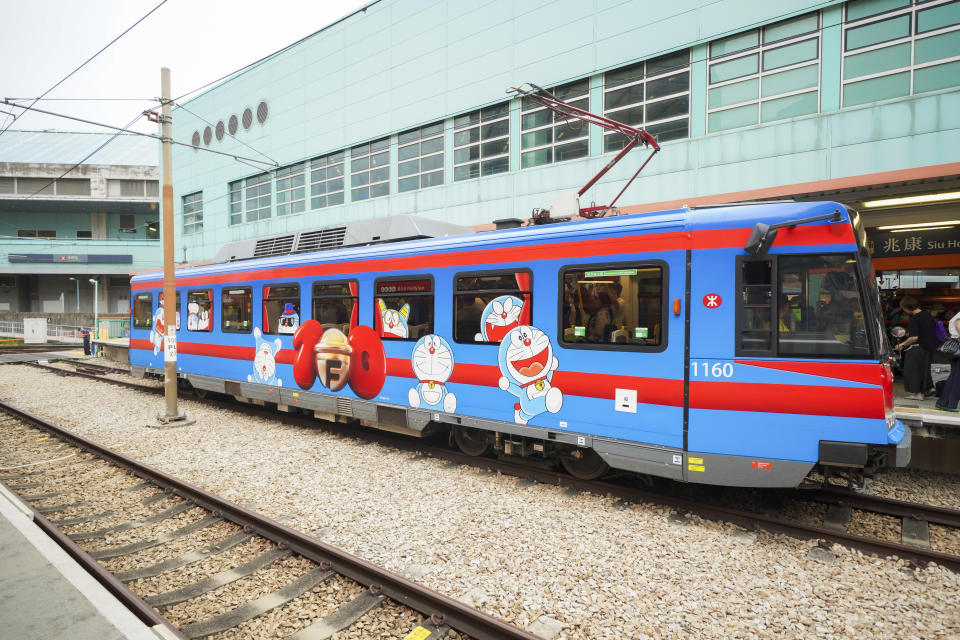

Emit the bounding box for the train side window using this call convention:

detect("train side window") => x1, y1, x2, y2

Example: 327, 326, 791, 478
312, 281, 357, 334
736, 258, 775, 355
222, 287, 253, 333
263, 284, 300, 335
560, 264, 665, 348
453, 270, 532, 344
186, 290, 214, 331
133, 293, 153, 328
158, 292, 181, 331
374, 277, 433, 340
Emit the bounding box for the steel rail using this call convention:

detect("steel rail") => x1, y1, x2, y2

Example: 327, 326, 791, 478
22, 365, 960, 572
0, 400, 542, 640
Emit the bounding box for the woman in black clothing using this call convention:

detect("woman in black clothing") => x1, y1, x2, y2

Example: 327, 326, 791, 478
894, 296, 937, 400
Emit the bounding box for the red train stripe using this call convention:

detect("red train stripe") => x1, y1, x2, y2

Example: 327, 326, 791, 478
689, 380, 884, 419
132, 224, 855, 290
735, 360, 886, 386
132, 341, 880, 418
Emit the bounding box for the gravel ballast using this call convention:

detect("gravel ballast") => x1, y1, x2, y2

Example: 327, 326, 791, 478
2, 365, 959, 639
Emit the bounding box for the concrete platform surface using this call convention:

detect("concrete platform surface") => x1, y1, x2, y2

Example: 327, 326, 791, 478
0, 485, 165, 640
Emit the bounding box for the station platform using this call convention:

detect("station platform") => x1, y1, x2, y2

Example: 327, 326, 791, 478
0, 484, 168, 639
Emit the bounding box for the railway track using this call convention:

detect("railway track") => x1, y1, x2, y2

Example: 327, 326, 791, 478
0, 401, 542, 640
15, 361, 960, 573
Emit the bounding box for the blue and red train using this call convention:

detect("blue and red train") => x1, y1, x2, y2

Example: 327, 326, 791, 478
130, 201, 910, 487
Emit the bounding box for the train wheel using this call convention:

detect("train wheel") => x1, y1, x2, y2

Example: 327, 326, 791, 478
560, 447, 609, 480
453, 426, 490, 457
192, 387, 208, 399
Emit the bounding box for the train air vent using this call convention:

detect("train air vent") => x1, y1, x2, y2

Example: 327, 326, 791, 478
253, 235, 295, 258
336, 397, 353, 417
296, 227, 346, 253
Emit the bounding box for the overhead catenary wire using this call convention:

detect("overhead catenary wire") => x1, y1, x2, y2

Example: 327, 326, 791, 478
0, 99, 279, 169
0, 0, 170, 139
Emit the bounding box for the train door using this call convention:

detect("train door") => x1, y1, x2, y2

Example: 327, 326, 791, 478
556, 252, 688, 480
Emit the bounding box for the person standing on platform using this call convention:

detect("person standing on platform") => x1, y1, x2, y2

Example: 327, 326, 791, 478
936, 308, 960, 412
894, 296, 937, 401
81, 327, 91, 356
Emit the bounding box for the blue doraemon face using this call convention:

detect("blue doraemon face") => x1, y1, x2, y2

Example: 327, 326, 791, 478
479, 295, 524, 342
497, 325, 554, 386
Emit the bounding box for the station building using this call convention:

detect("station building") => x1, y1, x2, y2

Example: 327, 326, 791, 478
0, 131, 160, 318
171, 0, 958, 305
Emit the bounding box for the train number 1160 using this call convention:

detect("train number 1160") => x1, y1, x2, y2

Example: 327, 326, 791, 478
691, 361, 734, 378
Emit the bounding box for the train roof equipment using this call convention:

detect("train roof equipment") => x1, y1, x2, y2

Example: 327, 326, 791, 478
507, 82, 661, 223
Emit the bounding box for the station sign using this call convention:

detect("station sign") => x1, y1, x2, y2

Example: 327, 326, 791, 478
868, 226, 960, 258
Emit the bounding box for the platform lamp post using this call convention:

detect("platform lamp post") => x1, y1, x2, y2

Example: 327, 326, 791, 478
88, 278, 98, 340
68, 277, 79, 313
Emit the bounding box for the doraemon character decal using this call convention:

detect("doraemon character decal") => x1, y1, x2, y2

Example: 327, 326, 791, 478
475, 295, 524, 342
291, 320, 387, 399
149, 300, 165, 355
249, 328, 282, 386
277, 302, 300, 335
186, 302, 200, 331
408, 334, 456, 413
377, 299, 410, 339
497, 326, 562, 425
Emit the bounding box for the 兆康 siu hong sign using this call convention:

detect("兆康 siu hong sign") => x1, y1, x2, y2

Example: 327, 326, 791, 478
868, 226, 960, 258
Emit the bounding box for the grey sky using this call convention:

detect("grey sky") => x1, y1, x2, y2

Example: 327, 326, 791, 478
0, 0, 371, 136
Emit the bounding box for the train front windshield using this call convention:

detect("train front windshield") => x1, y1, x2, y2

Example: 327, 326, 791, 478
778, 255, 872, 358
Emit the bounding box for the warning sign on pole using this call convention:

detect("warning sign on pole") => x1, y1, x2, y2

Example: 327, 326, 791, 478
164, 329, 177, 362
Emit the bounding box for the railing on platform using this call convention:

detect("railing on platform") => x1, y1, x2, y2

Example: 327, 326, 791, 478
0, 317, 129, 343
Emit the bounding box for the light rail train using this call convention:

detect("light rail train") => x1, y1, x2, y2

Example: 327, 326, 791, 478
130, 201, 910, 487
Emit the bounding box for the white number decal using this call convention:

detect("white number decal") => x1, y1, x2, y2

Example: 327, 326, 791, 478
691, 361, 734, 378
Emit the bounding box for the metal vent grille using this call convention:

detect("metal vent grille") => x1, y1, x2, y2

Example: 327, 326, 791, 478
336, 397, 353, 417
252, 235, 295, 258
191, 131, 200, 147
242, 108, 253, 129
228, 114, 238, 135
256, 101, 268, 124
215, 121, 225, 141
295, 227, 346, 253
203, 126, 212, 146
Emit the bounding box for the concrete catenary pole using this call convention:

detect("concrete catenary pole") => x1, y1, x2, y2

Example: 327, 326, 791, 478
160, 67, 182, 422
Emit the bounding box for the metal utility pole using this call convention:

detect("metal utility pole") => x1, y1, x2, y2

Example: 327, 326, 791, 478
158, 67, 189, 425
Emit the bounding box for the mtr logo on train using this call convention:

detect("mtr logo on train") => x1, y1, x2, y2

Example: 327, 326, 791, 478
702, 293, 722, 308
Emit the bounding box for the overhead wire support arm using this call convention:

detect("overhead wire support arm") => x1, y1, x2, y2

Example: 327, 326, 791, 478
507, 82, 661, 218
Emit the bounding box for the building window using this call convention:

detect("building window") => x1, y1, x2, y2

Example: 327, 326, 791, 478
77, 230, 92, 239
453, 271, 531, 344
119, 214, 136, 233
229, 180, 243, 225
56, 179, 90, 196
263, 284, 300, 334
0, 177, 13, 193
350, 138, 389, 201
16, 178, 54, 197
453, 103, 510, 181
182, 191, 203, 234
17, 229, 56, 238
603, 50, 691, 150
106, 179, 157, 198
310, 152, 345, 209
275, 163, 305, 216
374, 277, 433, 340
398, 122, 444, 192
561, 264, 666, 348
245, 173, 271, 222
842, 0, 960, 106
521, 80, 590, 169
707, 12, 821, 132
